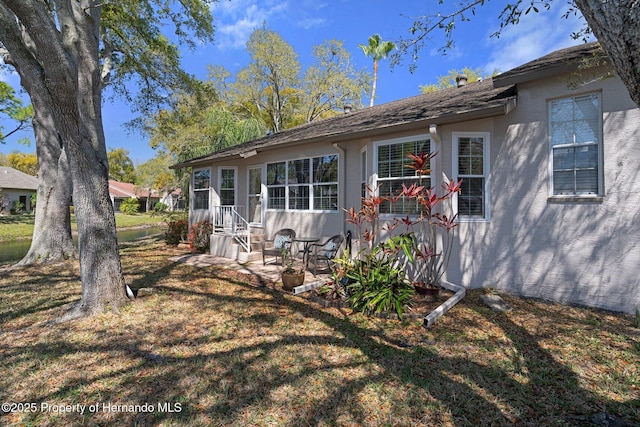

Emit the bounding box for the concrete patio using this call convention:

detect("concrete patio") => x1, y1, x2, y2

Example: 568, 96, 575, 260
169, 253, 332, 290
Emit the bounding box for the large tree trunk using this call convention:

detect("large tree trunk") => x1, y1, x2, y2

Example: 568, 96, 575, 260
55, 0, 128, 320
15, 106, 75, 267
574, 0, 640, 108
0, 0, 129, 320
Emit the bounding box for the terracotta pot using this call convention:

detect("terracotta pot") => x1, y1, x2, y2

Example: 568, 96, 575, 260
282, 272, 305, 291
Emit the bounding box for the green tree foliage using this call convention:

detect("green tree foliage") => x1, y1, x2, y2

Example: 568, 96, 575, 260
234, 23, 301, 133
150, 27, 369, 162
359, 34, 396, 107
419, 67, 498, 93
136, 154, 181, 192
7, 152, 38, 176
0, 81, 32, 143
107, 148, 137, 183
148, 95, 267, 163
301, 40, 371, 122
100, 0, 215, 124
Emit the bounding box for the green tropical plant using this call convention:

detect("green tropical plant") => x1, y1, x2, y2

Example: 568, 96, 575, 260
344, 238, 415, 318
340, 151, 462, 319
281, 248, 303, 274
119, 197, 139, 215
359, 34, 396, 107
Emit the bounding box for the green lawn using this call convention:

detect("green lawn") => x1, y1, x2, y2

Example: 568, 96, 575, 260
0, 238, 638, 426
0, 212, 178, 241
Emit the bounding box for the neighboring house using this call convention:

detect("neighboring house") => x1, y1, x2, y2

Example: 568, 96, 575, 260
108, 180, 183, 212
0, 166, 38, 214
159, 188, 186, 212
172, 42, 640, 315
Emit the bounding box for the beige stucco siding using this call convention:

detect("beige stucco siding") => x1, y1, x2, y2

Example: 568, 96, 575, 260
446, 74, 640, 314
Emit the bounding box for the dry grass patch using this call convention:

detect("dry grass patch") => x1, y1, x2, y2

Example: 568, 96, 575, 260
1, 236, 638, 426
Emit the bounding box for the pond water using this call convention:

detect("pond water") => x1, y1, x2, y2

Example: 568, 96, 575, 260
0, 227, 164, 266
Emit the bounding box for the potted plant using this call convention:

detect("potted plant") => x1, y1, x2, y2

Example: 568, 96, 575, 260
281, 248, 305, 291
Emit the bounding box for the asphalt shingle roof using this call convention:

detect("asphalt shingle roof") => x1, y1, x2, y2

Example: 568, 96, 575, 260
172, 78, 517, 168
0, 166, 38, 191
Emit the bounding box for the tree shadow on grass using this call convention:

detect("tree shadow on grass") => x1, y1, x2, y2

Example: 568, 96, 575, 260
1, 256, 638, 426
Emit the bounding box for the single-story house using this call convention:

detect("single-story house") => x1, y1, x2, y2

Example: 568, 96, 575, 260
108, 180, 153, 212
109, 180, 184, 212
172, 42, 640, 315
0, 166, 38, 214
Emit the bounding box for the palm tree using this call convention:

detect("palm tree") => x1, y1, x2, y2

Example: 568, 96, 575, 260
359, 34, 396, 107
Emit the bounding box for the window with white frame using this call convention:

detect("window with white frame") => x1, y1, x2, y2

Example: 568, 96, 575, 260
193, 168, 210, 210
266, 154, 338, 211
361, 148, 367, 200
219, 168, 236, 206
375, 137, 431, 215
549, 93, 602, 196
454, 132, 489, 219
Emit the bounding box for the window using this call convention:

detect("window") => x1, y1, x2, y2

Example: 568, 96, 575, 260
219, 168, 236, 206
454, 132, 489, 219
375, 137, 431, 214
361, 148, 367, 200
193, 168, 210, 210
266, 154, 338, 211
549, 93, 602, 195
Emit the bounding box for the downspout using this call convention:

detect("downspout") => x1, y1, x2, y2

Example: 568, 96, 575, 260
424, 124, 466, 328
332, 143, 346, 235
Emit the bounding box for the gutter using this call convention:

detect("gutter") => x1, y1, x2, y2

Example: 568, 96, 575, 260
332, 142, 347, 234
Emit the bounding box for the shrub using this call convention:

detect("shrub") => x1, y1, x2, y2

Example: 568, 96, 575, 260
188, 220, 212, 253
10, 200, 25, 215
154, 202, 168, 213
164, 219, 188, 245
335, 236, 415, 318
119, 197, 139, 215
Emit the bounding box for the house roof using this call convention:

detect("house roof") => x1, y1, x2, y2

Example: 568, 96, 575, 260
171, 78, 517, 169
171, 42, 605, 170
493, 42, 605, 87
108, 180, 160, 199
0, 166, 38, 191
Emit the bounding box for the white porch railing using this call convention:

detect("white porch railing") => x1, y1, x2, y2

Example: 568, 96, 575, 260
212, 205, 251, 253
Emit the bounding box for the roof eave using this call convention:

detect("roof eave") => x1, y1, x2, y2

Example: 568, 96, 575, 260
170, 97, 516, 169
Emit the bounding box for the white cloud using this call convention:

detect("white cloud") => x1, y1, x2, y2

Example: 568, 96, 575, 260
483, 4, 594, 73
210, 0, 326, 50
211, 1, 289, 50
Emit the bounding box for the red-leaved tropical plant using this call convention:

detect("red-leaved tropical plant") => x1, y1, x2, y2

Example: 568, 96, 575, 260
346, 151, 462, 288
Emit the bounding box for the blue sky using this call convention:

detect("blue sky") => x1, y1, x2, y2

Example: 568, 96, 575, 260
1, 0, 592, 165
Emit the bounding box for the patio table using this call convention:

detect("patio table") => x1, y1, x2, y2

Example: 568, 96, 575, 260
294, 237, 320, 270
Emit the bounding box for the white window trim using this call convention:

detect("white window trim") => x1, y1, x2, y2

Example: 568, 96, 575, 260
547, 92, 604, 198
192, 167, 211, 211
218, 166, 237, 207
360, 146, 368, 200
373, 134, 433, 217
265, 154, 340, 212
452, 131, 491, 222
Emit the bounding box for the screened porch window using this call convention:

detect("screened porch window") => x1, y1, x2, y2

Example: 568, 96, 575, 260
219, 168, 236, 206
266, 154, 338, 211
193, 168, 210, 210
